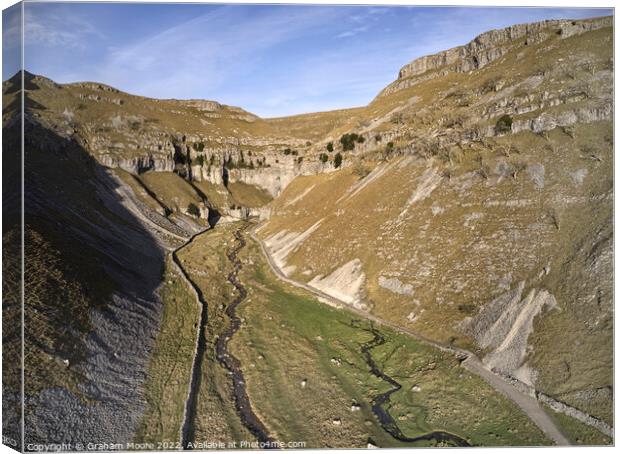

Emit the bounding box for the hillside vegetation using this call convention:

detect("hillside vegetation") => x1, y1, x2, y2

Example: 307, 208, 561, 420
4, 14, 612, 448
258, 17, 613, 429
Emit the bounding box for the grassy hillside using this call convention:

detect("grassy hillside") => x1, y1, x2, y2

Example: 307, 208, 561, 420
258, 21, 613, 427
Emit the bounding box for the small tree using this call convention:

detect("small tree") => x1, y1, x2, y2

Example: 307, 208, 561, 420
326, 142, 334, 152
334, 152, 343, 168
319, 153, 329, 163
187, 202, 201, 217
340, 133, 360, 151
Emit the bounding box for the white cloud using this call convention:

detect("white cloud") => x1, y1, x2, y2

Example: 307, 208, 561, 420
90, 6, 343, 100
24, 6, 103, 50
335, 25, 368, 39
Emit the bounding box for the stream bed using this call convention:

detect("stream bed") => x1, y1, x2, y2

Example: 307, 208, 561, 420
354, 321, 470, 447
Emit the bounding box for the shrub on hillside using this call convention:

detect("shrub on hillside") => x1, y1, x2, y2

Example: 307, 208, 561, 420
340, 133, 361, 151
352, 161, 370, 178
334, 152, 343, 168
319, 153, 329, 163
495, 115, 513, 134
326, 142, 333, 152
187, 203, 201, 217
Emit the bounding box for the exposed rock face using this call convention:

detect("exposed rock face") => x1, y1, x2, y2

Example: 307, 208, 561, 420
511, 104, 612, 134
461, 283, 559, 385
98, 153, 176, 174
263, 221, 323, 272
308, 259, 367, 310
228, 167, 299, 198
381, 16, 612, 96
26, 293, 162, 446
378, 276, 414, 296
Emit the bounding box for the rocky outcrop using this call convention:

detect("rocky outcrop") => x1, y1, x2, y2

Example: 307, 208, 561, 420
98, 153, 175, 174
228, 167, 299, 198
308, 259, 367, 310
378, 276, 414, 296
192, 164, 225, 185
380, 16, 612, 97
511, 103, 612, 134
459, 282, 559, 386
263, 220, 323, 272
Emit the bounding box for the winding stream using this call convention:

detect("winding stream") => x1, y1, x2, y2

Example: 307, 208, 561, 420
176, 225, 466, 449
214, 227, 276, 446
176, 226, 275, 448
354, 321, 470, 447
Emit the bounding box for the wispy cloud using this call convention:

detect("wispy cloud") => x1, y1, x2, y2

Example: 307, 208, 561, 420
89, 6, 343, 99
24, 6, 103, 50
18, 4, 611, 116
335, 25, 368, 39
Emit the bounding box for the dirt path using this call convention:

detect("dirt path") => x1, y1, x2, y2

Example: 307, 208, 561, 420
249, 225, 570, 446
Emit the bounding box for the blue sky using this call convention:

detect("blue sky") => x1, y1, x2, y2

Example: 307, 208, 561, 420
2, 2, 612, 117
